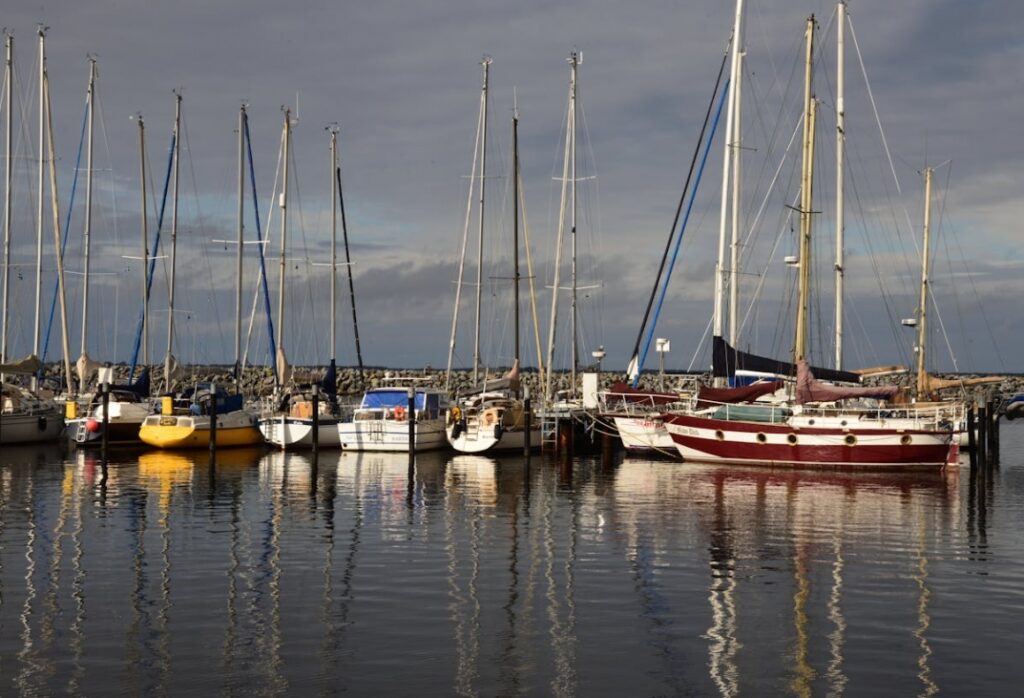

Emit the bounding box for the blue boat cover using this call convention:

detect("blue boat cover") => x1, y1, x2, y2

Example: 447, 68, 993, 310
361, 389, 426, 410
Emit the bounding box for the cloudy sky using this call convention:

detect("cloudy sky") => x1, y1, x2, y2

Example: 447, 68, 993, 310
1, 0, 1021, 375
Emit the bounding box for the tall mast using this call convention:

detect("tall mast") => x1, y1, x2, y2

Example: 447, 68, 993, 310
569, 50, 579, 395
794, 16, 816, 363
472, 56, 491, 385
137, 114, 149, 367
834, 0, 846, 369
329, 126, 339, 366
512, 101, 520, 371
728, 21, 745, 349
713, 0, 744, 386
276, 108, 291, 375
79, 57, 96, 378
544, 52, 575, 402
2, 33, 12, 372
234, 105, 245, 388
32, 28, 44, 391
43, 66, 72, 392
444, 62, 486, 392
164, 91, 182, 392
915, 167, 933, 399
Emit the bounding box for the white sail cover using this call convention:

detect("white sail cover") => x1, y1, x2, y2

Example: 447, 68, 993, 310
75, 352, 103, 385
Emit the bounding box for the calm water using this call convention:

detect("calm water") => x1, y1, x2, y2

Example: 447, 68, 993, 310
1, 428, 1023, 696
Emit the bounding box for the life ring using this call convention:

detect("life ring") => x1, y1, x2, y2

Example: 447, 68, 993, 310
450, 406, 462, 424
394, 405, 406, 421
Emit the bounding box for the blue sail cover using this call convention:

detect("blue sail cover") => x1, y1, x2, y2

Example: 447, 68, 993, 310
321, 360, 337, 398
361, 389, 426, 410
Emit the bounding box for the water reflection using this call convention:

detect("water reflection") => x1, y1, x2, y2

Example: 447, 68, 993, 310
0, 439, 1019, 695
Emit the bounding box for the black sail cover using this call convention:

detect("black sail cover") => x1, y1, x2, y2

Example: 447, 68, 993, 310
712, 336, 861, 384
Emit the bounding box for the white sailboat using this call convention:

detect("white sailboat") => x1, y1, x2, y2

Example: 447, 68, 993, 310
446, 61, 539, 454
1, 31, 67, 444
261, 122, 347, 449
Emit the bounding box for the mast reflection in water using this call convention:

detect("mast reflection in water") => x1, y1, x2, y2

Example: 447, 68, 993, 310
1, 428, 1023, 695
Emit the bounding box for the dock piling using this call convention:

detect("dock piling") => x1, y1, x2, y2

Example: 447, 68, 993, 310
523, 387, 532, 458
209, 381, 218, 457
407, 387, 415, 453
100, 378, 110, 454
312, 384, 320, 457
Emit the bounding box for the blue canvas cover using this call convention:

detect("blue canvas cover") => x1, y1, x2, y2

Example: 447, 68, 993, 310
361, 389, 426, 410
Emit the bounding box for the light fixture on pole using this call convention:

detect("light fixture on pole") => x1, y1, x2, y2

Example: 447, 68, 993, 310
591, 345, 605, 373
655, 338, 670, 391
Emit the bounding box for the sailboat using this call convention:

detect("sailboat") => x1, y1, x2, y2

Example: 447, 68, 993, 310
1, 31, 68, 445
662, 10, 954, 469
446, 60, 539, 454
58, 59, 153, 446
260, 123, 346, 449
139, 97, 261, 449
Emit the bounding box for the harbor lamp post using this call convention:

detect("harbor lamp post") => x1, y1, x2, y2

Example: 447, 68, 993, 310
591, 345, 605, 373
655, 338, 670, 391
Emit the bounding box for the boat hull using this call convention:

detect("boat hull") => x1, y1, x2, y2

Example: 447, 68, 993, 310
139, 410, 263, 449
259, 416, 342, 449
611, 415, 679, 457
66, 417, 146, 446
663, 412, 952, 470
447, 423, 540, 454
338, 418, 447, 452
0, 409, 64, 444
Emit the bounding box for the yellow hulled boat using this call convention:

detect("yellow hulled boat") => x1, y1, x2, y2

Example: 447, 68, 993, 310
139, 388, 264, 450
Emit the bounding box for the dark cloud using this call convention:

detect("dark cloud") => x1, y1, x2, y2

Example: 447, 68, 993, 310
1, 0, 1020, 374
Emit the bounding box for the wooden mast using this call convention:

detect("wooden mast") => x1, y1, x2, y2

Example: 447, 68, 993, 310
43, 63, 73, 392
794, 15, 816, 364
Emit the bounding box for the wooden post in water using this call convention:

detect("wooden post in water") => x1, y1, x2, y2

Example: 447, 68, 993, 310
977, 402, 988, 466
987, 397, 999, 463
312, 384, 320, 457
100, 378, 110, 454
209, 381, 218, 457
966, 402, 977, 469
407, 387, 416, 453
523, 387, 532, 459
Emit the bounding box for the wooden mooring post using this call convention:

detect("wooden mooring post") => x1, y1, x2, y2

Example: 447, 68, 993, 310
100, 379, 110, 455
311, 384, 320, 458
209, 382, 218, 457
966, 402, 978, 469
977, 402, 988, 466
523, 388, 532, 459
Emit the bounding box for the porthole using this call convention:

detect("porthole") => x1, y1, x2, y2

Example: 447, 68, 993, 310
756, 433, 767, 444
808, 419, 816, 425
900, 434, 912, 446
715, 430, 725, 441
787, 434, 798, 445
840, 420, 848, 426
845, 434, 857, 446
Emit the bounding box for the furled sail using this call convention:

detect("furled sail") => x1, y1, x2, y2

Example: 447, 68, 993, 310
0, 354, 42, 375
695, 380, 784, 409
796, 360, 899, 405
712, 336, 861, 384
